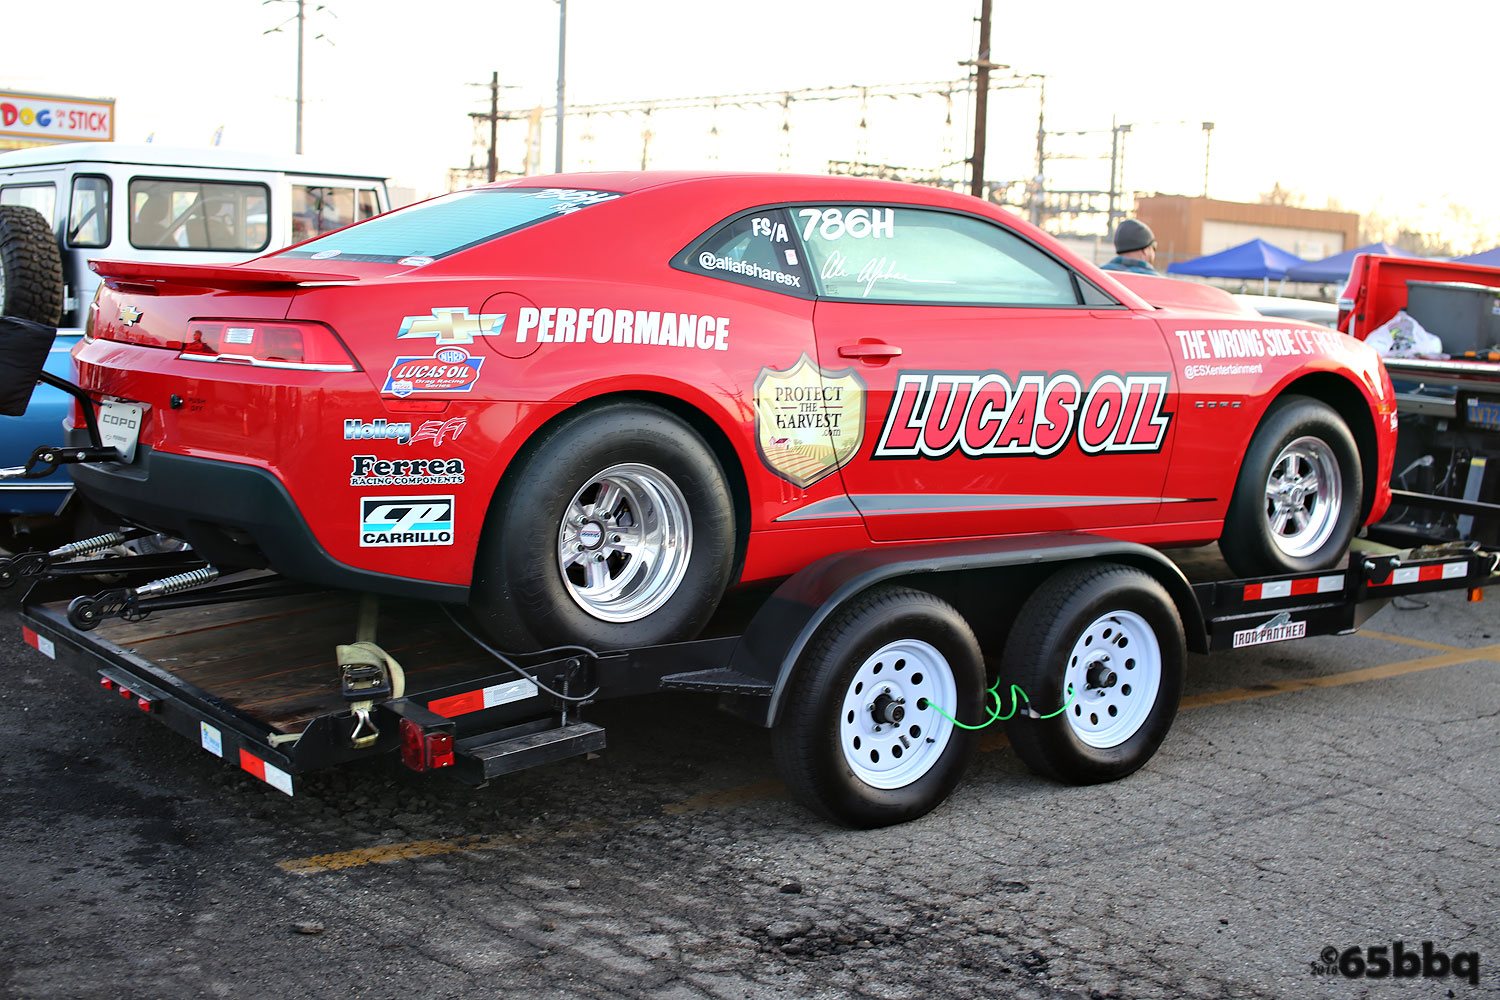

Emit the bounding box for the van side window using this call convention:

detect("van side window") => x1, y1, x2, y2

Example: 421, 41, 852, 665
67, 175, 111, 248
293, 185, 378, 242
128, 178, 270, 252
0, 183, 57, 224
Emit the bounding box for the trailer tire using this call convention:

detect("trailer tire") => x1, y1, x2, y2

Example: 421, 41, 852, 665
0, 205, 64, 325
1001, 563, 1184, 785
771, 586, 985, 828
1219, 395, 1362, 576
471, 401, 734, 651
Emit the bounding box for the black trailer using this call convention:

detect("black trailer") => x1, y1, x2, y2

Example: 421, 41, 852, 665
7, 530, 1496, 828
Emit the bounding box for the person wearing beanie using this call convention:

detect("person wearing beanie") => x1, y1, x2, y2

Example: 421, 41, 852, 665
1102, 219, 1158, 275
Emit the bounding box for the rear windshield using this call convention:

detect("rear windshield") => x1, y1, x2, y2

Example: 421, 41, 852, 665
276, 187, 621, 263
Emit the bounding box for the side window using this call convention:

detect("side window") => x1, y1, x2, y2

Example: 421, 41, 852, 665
129, 178, 270, 251
0, 183, 57, 223
67, 175, 111, 248
357, 189, 380, 221
293, 185, 365, 242
796, 205, 1082, 306
678, 208, 812, 297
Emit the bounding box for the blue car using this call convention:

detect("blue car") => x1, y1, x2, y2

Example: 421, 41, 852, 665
1, 330, 81, 543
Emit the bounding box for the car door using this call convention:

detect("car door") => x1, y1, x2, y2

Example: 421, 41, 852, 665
796, 204, 1179, 542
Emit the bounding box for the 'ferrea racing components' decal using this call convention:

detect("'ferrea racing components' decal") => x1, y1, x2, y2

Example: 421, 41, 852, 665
350, 456, 465, 487
359, 496, 455, 547
397, 307, 506, 346
382, 347, 484, 397
754, 354, 866, 488
873, 370, 1171, 460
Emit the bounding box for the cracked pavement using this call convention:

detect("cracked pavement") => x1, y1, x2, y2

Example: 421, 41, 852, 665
0, 585, 1495, 998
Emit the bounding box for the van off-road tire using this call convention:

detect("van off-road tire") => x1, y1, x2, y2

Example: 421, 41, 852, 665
471, 402, 735, 652
0, 206, 64, 325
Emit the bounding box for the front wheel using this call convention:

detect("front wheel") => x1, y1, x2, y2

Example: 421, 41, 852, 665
772, 586, 985, 828
1219, 395, 1362, 576
1000, 563, 1185, 785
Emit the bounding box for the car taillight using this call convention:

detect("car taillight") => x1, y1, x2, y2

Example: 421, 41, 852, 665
178, 320, 359, 372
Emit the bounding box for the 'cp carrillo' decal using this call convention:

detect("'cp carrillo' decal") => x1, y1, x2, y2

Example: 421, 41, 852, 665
874, 370, 1172, 460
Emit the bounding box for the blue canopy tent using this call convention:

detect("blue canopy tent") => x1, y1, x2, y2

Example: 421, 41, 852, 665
1285, 242, 1414, 284
1453, 246, 1500, 268
1165, 238, 1307, 293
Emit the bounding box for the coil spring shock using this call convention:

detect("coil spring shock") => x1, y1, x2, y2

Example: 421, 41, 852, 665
134, 566, 220, 599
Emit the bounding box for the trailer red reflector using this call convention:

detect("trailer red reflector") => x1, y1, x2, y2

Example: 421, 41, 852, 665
21, 626, 55, 659
1367, 561, 1467, 588
137, 697, 155, 713
100, 676, 115, 691
238, 748, 294, 796
119, 687, 132, 699
1242, 574, 1343, 601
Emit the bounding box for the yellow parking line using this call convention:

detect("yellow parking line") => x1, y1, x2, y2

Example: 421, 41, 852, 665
1355, 629, 1468, 654
279, 642, 1500, 874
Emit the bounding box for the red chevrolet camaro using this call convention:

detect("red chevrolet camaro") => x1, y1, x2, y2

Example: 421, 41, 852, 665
71, 172, 1396, 650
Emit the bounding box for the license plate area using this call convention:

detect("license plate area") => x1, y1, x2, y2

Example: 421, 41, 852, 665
99, 401, 144, 463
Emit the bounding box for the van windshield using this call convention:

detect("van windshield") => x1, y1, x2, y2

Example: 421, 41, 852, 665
276, 187, 621, 263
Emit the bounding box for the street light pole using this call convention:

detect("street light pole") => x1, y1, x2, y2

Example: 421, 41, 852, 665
1201, 121, 1214, 198
295, 0, 305, 154
555, 0, 567, 173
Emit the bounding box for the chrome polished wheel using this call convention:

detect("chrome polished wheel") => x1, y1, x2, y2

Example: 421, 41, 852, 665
1062, 609, 1161, 749
1263, 436, 1342, 559
838, 639, 957, 789
556, 462, 692, 623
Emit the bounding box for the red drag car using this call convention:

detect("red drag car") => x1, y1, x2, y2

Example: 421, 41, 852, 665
70, 173, 1396, 650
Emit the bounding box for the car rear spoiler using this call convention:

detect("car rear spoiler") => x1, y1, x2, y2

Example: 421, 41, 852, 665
90, 259, 360, 290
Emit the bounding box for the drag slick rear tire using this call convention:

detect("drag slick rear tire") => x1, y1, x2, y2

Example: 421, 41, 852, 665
1219, 395, 1362, 577
1000, 563, 1184, 785
772, 586, 985, 828
471, 401, 734, 651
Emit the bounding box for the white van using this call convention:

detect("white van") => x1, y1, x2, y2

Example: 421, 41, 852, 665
0, 141, 392, 327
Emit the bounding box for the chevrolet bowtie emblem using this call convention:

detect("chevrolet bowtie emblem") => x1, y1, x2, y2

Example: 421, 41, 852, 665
119, 306, 143, 327
396, 307, 506, 346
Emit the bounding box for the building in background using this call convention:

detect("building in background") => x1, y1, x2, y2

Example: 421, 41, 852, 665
1135, 195, 1358, 273
0, 91, 115, 152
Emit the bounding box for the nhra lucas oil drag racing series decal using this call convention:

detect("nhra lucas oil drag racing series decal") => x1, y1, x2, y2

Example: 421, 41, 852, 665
874, 370, 1171, 459
382, 347, 484, 398
753, 354, 866, 488
359, 496, 455, 547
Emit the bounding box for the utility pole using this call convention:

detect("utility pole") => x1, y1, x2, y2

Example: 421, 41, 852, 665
966, 0, 993, 199
1201, 121, 1214, 198
555, 0, 567, 173
1030, 76, 1046, 226
469, 73, 518, 182
295, 0, 304, 153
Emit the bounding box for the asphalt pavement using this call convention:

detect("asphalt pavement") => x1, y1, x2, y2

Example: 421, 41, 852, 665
0, 581, 1495, 999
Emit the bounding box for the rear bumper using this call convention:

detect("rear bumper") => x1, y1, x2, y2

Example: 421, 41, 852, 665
67, 429, 468, 603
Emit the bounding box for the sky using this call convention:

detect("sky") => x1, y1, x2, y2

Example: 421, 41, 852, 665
5, 0, 1499, 249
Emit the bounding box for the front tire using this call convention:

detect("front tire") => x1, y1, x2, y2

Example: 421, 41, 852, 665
471, 402, 734, 651
1219, 395, 1362, 576
1000, 564, 1185, 785
772, 586, 985, 828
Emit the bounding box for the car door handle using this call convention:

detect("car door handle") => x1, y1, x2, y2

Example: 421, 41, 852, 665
837, 342, 903, 360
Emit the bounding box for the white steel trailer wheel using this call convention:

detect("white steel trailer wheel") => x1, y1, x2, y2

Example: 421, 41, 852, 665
556, 462, 692, 623
837, 639, 958, 790
1060, 609, 1162, 749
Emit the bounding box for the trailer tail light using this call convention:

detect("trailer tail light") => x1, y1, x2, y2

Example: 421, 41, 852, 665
177, 321, 359, 372
399, 718, 455, 772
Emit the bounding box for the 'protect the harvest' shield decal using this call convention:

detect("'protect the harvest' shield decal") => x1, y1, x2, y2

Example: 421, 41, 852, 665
754, 353, 865, 488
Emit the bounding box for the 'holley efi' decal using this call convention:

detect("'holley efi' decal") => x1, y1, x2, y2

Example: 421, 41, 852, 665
753, 354, 866, 488
874, 370, 1172, 460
